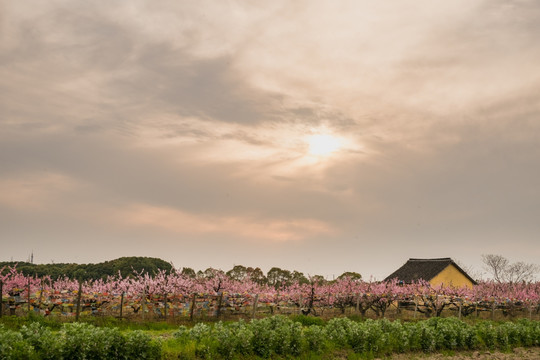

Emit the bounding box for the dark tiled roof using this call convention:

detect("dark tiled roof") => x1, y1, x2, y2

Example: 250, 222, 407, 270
384, 258, 477, 285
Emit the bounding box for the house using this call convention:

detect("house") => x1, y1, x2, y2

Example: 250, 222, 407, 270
384, 258, 477, 289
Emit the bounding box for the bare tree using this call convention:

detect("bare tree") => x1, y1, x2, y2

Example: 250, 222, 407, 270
454, 259, 483, 281
482, 254, 509, 283
482, 254, 538, 283
506, 261, 538, 283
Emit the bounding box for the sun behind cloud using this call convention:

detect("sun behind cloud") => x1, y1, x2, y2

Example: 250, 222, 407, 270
307, 134, 343, 156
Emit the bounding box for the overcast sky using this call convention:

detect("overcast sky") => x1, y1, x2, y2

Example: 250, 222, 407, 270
1, 0, 540, 280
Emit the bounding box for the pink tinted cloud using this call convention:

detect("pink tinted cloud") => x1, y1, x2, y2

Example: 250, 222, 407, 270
0, 172, 83, 211
114, 203, 336, 242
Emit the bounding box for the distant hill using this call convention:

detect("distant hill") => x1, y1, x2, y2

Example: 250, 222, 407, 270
0, 256, 173, 280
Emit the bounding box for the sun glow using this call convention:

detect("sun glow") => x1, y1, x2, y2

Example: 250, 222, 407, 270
307, 134, 342, 156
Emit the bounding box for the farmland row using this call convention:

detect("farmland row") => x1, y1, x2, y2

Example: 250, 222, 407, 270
2, 316, 540, 359
1, 266, 539, 320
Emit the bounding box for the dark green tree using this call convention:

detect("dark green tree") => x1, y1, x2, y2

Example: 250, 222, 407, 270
337, 271, 362, 281
267, 267, 293, 289
180, 267, 196, 278
226, 265, 248, 281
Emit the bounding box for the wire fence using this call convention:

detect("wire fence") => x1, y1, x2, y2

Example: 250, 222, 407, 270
2, 287, 539, 322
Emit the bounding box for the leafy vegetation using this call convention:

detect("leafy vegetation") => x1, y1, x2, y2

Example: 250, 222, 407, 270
0, 257, 173, 280
1, 258, 344, 286
167, 316, 540, 359
0, 322, 161, 360
2, 316, 540, 359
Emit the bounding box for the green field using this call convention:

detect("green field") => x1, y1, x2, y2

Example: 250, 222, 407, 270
1, 315, 540, 359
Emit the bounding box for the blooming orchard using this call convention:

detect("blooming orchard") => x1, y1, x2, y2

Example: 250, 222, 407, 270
1, 265, 539, 318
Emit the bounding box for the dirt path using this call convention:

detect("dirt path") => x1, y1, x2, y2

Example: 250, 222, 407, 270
379, 347, 540, 359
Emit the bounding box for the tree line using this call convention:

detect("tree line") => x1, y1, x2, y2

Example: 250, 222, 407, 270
0, 257, 173, 281
173, 265, 361, 289
3, 254, 535, 286
0, 257, 361, 287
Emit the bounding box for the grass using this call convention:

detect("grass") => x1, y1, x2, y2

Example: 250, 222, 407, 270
0, 311, 535, 331
0, 313, 186, 331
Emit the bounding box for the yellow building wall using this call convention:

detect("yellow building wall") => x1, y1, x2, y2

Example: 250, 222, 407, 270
429, 264, 474, 289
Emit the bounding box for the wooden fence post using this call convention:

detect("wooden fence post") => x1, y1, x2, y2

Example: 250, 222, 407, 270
190, 293, 197, 321
27, 278, 31, 315
327, 293, 332, 316
414, 297, 418, 319
75, 281, 82, 321
38, 279, 44, 313
298, 294, 302, 315
252, 294, 259, 319
216, 293, 223, 318
172, 293, 176, 320
491, 301, 496, 320
163, 293, 168, 321
119, 292, 124, 319
356, 293, 361, 314
0, 280, 3, 318
458, 299, 462, 320
141, 289, 146, 321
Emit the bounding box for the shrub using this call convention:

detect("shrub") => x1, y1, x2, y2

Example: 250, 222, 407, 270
213, 322, 237, 359
60, 322, 96, 360
173, 325, 190, 341
248, 318, 273, 358
124, 330, 162, 360
58, 322, 161, 360
98, 327, 128, 359
419, 322, 436, 352
290, 314, 325, 327
476, 322, 497, 350
250, 316, 300, 357
425, 317, 472, 351
227, 319, 254, 356
273, 319, 303, 355
302, 325, 327, 353
61, 322, 127, 360
380, 319, 409, 353
0, 327, 34, 360
346, 320, 366, 353
515, 319, 536, 347
361, 319, 386, 354
325, 317, 354, 347
496, 321, 531, 350
20, 322, 62, 360
189, 322, 212, 342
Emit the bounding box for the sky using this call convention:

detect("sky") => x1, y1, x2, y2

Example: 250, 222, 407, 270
1, 0, 540, 280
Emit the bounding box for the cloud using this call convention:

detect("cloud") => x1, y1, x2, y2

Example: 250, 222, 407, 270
0, 172, 84, 211
114, 203, 336, 242
1, 0, 540, 276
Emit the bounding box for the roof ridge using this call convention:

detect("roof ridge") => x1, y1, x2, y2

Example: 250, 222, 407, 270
384, 257, 477, 285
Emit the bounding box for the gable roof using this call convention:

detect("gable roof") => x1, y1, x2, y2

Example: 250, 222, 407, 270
384, 258, 477, 285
